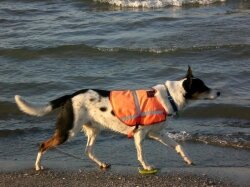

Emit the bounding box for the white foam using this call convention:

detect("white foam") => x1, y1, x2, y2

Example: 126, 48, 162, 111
167, 131, 191, 141
95, 0, 226, 8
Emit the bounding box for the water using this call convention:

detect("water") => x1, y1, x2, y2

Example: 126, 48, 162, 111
0, 0, 249, 170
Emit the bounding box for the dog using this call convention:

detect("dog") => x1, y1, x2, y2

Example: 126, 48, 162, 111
15, 66, 220, 171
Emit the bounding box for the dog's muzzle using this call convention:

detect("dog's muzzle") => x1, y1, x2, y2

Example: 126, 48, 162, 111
206, 90, 221, 100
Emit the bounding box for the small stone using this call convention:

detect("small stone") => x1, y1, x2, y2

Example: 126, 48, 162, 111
208, 180, 215, 185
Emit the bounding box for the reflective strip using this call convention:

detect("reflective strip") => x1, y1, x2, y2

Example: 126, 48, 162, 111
120, 110, 165, 121
120, 114, 138, 122
141, 110, 165, 117
132, 90, 141, 116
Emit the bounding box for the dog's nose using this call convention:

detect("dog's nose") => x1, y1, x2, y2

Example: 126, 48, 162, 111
217, 92, 221, 97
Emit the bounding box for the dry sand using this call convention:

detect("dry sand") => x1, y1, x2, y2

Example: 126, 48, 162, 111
0, 168, 231, 187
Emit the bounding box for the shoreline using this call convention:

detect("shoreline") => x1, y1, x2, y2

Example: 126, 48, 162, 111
1, 161, 250, 186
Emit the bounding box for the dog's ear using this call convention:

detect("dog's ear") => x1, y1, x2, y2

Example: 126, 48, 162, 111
186, 65, 193, 78
185, 65, 193, 89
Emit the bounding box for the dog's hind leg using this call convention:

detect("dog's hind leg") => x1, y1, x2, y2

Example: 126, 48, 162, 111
83, 124, 110, 169
35, 99, 74, 171
134, 131, 154, 170
148, 131, 193, 165
35, 131, 68, 170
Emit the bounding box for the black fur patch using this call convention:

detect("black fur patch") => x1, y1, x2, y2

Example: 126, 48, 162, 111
90, 98, 95, 102
50, 95, 72, 110
111, 110, 115, 116
93, 89, 110, 97
39, 143, 45, 150
72, 89, 89, 97
183, 78, 210, 99
55, 99, 74, 140
100, 107, 107, 112
72, 89, 110, 97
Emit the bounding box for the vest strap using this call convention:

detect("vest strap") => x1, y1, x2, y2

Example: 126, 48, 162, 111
127, 124, 139, 138
164, 85, 179, 116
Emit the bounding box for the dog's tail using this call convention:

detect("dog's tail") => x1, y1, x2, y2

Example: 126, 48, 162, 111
15, 95, 71, 117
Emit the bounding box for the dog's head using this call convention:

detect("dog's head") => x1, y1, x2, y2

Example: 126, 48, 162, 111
182, 66, 220, 100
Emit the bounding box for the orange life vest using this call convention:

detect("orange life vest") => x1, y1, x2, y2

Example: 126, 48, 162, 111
110, 89, 167, 127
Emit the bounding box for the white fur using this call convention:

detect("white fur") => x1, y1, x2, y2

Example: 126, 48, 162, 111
15, 95, 52, 117
35, 152, 43, 171
16, 78, 219, 171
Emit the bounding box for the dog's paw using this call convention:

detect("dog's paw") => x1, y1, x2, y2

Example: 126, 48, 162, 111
184, 157, 193, 165
100, 163, 111, 170
144, 165, 155, 171
35, 165, 44, 171
138, 168, 158, 175
188, 161, 195, 166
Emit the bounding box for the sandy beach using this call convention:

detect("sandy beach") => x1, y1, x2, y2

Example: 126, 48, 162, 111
1, 161, 250, 187
0, 168, 230, 187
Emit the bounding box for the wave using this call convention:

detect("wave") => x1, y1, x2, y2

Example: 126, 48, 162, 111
0, 127, 42, 138
94, 0, 226, 8
167, 131, 250, 150
181, 104, 250, 120
0, 99, 57, 119
0, 44, 99, 60
0, 43, 248, 59
0, 101, 21, 119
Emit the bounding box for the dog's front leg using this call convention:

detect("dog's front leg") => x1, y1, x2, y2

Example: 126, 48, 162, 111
83, 126, 110, 169
175, 144, 193, 165
148, 131, 193, 165
134, 131, 154, 170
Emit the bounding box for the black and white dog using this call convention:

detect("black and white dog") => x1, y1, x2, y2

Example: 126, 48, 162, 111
15, 66, 220, 171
